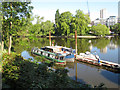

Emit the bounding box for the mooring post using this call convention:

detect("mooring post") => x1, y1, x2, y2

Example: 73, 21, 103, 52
75, 30, 77, 58
75, 30, 78, 81
49, 31, 51, 46
75, 61, 77, 81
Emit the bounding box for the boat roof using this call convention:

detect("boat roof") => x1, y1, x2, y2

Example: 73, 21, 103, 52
45, 46, 75, 50
62, 47, 71, 49
45, 46, 62, 49
62, 47, 75, 50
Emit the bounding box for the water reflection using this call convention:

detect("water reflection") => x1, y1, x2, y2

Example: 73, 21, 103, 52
68, 62, 119, 88
13, 36, 120, 88
21, 51, 34, 60
100, 70, 119, 85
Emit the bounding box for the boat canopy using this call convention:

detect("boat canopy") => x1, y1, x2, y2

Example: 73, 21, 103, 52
45, 46, 62, 53
62, 47, 75, 53
85, 51, 90, 55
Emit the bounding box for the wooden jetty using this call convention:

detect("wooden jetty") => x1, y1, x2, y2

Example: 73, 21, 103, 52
76, 55, 120, 73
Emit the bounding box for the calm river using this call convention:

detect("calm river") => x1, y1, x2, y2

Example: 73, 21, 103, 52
13, 36, 120, 88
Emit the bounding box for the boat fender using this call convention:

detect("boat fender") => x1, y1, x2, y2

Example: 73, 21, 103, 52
64, 51, 66, 53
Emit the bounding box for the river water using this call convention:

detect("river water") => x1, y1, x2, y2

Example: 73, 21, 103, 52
13, 36, 120, 88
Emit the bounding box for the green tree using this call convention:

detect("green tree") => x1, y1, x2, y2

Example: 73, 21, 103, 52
54, 9, 90, 36
59, 11, 72, 36
91, 24, 110, 36
41, 20, 55, 36
75, 10, 90, 35
55, 9, 60, 35
35, 15, 44, 24
112, 23, 120, 34
2, 2, 33, 54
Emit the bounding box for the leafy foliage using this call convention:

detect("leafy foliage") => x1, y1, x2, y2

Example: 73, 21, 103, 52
2, 53, 98, 88
110, 23, 120, 34
74, 10, 90, 35
91, 24, 110, 36
2, 2, 33, 52
55, 9, 91, 36
2, 2, 33, 35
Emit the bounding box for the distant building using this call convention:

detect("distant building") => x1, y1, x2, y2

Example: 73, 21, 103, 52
100, 8, 108, 25
118, 1, 120, 23
100, 19, 107, 25
100, 8, 107, 19
93, 16, 117, 27
93, 18, 106, 26
92, 8, 117, 26
93, 18, 100, 26
106, 16, 118, 27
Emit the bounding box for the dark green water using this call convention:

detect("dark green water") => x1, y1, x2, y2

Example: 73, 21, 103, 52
13, 36, 120, 88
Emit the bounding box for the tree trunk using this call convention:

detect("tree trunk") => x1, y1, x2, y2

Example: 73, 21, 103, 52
8, 35, 12, 55
49, 31, 51, 46
8, 2, 12, 55
1, 40, 4, 52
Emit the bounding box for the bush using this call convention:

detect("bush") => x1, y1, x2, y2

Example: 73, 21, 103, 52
91, 24, 110, 36
2, 52, 106, 88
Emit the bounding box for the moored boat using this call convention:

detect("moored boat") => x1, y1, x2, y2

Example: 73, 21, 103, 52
61, 46, 75, 62
31, 45, 75, 63
43, 46, 75, 62
76, 51, 120, 70
31, 47, 66, 65
76, 51, 100, 64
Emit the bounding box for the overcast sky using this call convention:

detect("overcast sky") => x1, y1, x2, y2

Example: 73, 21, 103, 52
31, 0, 119, 24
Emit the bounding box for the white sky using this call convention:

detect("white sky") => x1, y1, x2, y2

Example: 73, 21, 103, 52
31, 0, 119, 2
31, 0, 119, 24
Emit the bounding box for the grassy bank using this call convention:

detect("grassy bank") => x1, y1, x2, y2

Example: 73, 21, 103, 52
2, 52, 106, 88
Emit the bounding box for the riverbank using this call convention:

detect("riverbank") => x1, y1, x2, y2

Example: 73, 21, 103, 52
13, 34, 117, 39
2, 52, 106, 88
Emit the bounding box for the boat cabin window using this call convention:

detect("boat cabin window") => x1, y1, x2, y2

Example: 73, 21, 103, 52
41, 48, 45, 50
45, 48, 53, 53
41, 52, 43, 55
114, 65, 118, 67
37, 50, 39, 53
55, 56, 59, 59
48, 54, 50, 57
66, 54, 71, 56
60, 56, 64, 60
62, 48, 72, 53
85, 51, 90, 55
65, 49, 70, 52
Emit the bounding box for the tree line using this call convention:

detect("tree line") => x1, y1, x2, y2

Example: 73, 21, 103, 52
27, 9, 91, 36
1, 2, 120, 54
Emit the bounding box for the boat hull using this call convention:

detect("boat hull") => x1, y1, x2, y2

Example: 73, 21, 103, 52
76, 55, 120, 72
65, 54, 75, 62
